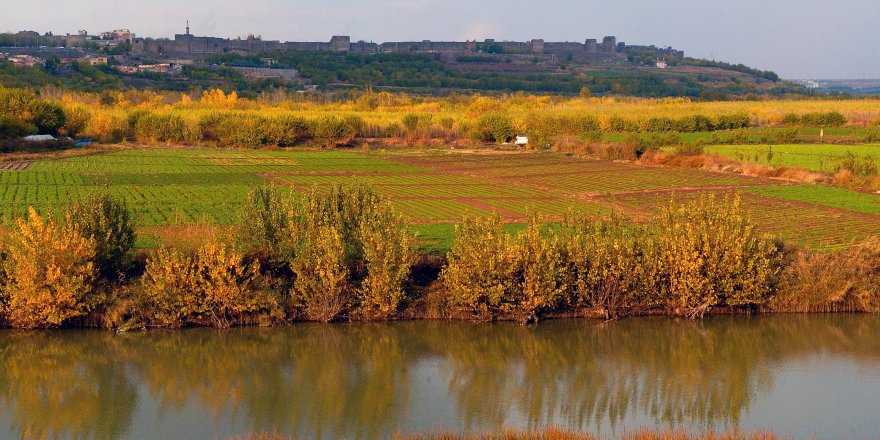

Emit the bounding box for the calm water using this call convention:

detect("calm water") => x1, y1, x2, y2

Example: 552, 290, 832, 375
2, 315, 880, 439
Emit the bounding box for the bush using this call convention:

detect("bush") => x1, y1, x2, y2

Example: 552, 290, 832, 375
654, 195, 783, 317
0, 116, 36, 138
235, 186, 295, 266
194, 243, 280, 328
801, 111, 847, 127
440, 215, 518, 320
290, 223, 350, 322
313, 115, 356, 148
31, 101, 66, 135
139, 247, 200, 327
604, 115, 638, 133
401, 113, 432, 133
772, 128, 800, 144
643, 117, 677, 133
216, 114, 266, 148
624, 132, 681, 157
67, 192, 136, 279
356, 200, 417, 320
261, 115, 312, 146
507, 218, 567, 322
675, 114, 714, 132
441, 215, 568, 322
285, 184, 417, 321
472, 112, 515, 143
0, 88, 65, 135
61, 106, 91, 137
140, 243, 278, 328
0, 208, 97, 328
715, 113, 751, 130
561, 213, 659, 319
835, 152, 878, 177
135, 113, 187, 144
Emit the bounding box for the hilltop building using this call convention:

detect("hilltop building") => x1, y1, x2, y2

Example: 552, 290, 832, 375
128, 22, 670, 62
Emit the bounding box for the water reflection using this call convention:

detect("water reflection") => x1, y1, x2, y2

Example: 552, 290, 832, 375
1, 315, 880, 439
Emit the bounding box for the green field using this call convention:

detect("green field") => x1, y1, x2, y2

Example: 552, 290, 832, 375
0, 147, 878, 252
745, 185, 880, 215
700, 143, 880, 173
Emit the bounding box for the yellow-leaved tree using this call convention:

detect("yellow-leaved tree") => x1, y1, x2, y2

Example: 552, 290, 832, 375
1, 208, 97, 329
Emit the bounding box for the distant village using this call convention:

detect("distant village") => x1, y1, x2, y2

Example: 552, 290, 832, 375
0, 25, 686, 83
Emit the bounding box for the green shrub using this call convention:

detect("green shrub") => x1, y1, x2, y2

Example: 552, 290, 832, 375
605, 115, 638, 133
440, 215, 567, 322
675, 114, 714, 132
356, 200, 416, 320
235, 186, 295, 265
775, 237, 880, 312
643, 117, 677, 133
801, 111, 847, 127
0, 88, 65, 135
507, 218, 567, 322
216, 114, 266, 148
835, 152, 879, 177
0, 116, 36, 138
343, 115, 367, 136
715, 113, 750, 130
773, 127, 800, 144
781, 113, 801, 125
440, 215, 517, 320
282, 184, 417, 321
67, 192, 136, 279
561, 213, 659, 318
139, 247, 200, 327
134, 113, 187, 144
313, 115, 356, 148
31, 101, 66, 135
472, 112, 514, 143
261, 115, 312, 146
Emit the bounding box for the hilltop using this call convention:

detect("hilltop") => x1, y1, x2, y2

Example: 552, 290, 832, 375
0, 29, 804, 98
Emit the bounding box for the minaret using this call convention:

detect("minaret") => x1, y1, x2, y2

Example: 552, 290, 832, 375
186, 20, 190, 36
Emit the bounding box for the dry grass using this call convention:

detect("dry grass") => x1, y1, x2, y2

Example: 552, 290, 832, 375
639, 151, 827, 184
772, 236, 880, 313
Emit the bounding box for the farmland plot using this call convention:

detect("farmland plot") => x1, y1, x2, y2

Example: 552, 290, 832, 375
0, 147, 876, 251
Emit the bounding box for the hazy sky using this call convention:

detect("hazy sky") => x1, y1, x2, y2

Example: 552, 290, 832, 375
4, 0, 879, 79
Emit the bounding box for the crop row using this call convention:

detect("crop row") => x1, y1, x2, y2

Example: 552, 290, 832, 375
273, 173, 484, 186
517, 168, 759, 195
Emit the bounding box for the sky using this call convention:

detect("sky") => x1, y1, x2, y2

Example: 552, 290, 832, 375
3, 0, 879, 79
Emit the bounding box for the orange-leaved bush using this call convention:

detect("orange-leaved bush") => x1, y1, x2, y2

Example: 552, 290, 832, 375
0, 208, 97, 328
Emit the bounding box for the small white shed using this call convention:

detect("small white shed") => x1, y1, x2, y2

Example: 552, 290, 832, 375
515, 136, 529, 147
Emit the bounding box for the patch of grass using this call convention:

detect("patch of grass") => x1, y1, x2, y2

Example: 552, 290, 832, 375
746, 184, 880, 215
702, 144, 880, 173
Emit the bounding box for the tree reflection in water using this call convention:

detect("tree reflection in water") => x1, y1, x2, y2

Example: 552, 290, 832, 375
1, 315, 880, 439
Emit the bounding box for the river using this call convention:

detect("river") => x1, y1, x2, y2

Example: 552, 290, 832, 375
1, 315, 879, 439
